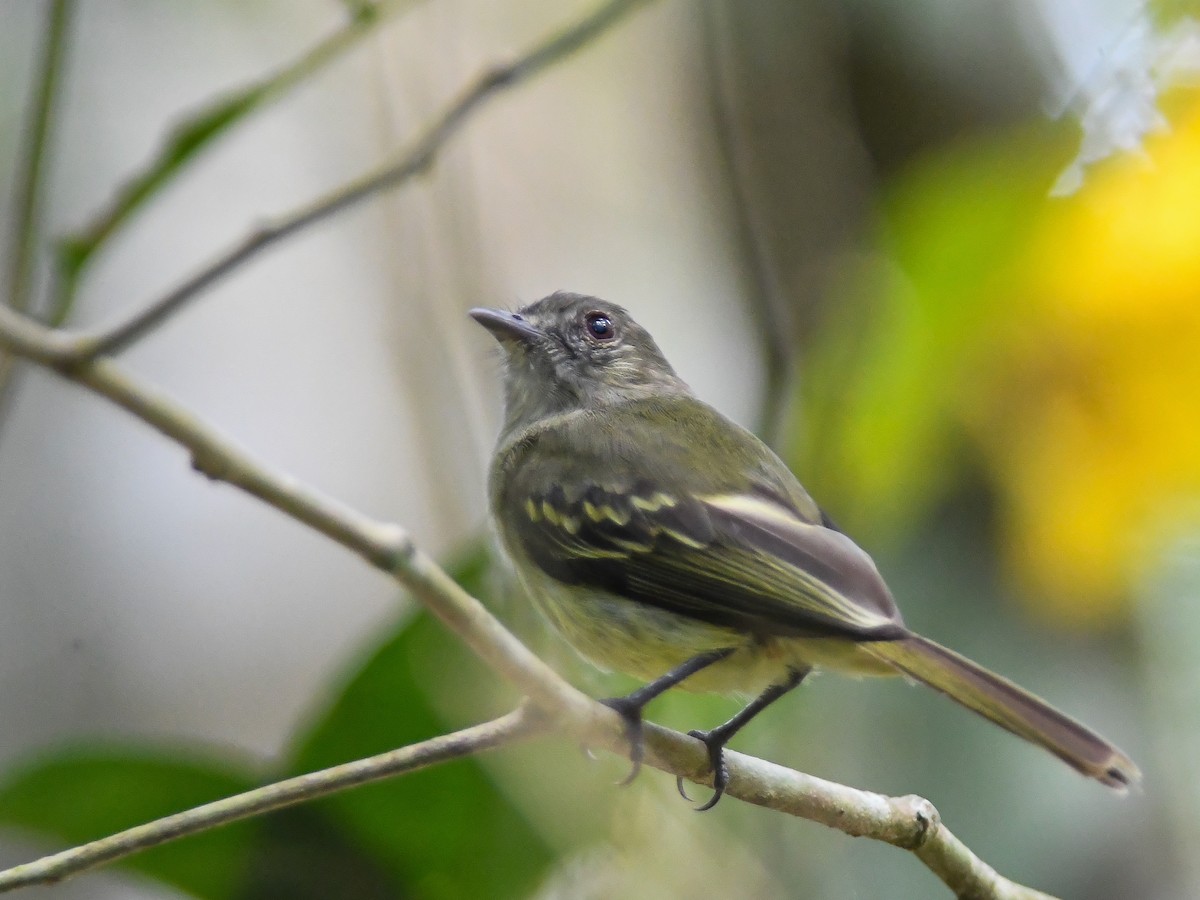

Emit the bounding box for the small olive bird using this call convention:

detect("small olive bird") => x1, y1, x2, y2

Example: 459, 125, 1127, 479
473, 292, 1139, 809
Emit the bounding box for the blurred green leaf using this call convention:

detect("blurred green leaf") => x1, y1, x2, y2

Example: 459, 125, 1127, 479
285, 541, 554, 900
233, 807, 399, 900
795, 124, 1077, 540
0, 749, 258, 899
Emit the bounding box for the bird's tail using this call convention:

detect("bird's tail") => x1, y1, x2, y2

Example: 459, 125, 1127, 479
862, 634, 1140, 790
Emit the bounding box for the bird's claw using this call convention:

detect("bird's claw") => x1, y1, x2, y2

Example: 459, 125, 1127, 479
679, 727, 730, 811
601, 696, 645, 786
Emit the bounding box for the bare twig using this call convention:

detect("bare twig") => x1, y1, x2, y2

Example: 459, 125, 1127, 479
0, 0, 75, 421
636, 723, 1058, 900
45, 0, 423, 328
0, 706, 547, 893
4, 0, 73, 316
0, 304, 1060, 899
46, 0, 657, 362
0, 0, 419, 439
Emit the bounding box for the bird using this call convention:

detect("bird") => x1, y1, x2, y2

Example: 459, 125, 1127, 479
472, 291, 1139, 809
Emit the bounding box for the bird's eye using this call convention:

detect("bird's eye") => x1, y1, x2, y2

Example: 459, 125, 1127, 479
584, 311, 616, 341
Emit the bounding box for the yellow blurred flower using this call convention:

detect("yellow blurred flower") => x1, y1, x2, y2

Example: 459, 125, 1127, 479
967, 89, 1200, 625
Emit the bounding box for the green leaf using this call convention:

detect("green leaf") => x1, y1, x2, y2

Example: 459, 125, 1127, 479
0, 749, 258, 899
232, 807, 400, 900
285, 541, 554, 900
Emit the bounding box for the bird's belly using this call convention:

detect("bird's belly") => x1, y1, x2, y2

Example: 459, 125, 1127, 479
512, 563, 903, 692
516, 571, 801, 694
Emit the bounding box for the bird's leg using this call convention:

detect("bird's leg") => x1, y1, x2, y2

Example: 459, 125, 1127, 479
677, 666, 809, 811
602, 647, 736, 785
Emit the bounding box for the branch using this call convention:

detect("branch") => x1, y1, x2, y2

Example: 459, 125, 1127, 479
4, 0, 73, 317
45, 0, 423, 329
0, 307, 1060, 900
637, 724, 1058, 900
0, 703, 1053, 900
0, 0, 420, 439
28, 0, 657, 365
0, 706, 548, 893
0, 0, 75, 423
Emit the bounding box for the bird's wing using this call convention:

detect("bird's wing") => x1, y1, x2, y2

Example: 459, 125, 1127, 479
506, 478, 904, 640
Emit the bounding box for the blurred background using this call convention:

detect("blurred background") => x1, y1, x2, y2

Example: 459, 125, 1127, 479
1, 0, 1198, 897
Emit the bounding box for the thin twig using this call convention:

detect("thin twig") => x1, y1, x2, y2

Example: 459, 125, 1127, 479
0, 1, 419, 441
0, 0, 75, 423
0, 0, 658, 368
0, 706, 547, 893
45, 0, 423, 329
4, 0, 73, 316
0, 698, 1054, 898
0, 305, 1060, 899
57, 0, 657, 361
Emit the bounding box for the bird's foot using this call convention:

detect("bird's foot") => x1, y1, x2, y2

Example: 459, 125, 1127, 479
601, 695, 645, 786
675, 727, 731, 811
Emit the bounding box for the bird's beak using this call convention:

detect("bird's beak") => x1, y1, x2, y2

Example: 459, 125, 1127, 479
469, 308, 542, 343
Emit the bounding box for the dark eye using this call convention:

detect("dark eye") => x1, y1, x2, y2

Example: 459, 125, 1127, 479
584, 311, 615, 341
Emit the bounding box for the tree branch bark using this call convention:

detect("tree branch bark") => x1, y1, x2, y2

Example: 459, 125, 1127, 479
0, 0, 76, 426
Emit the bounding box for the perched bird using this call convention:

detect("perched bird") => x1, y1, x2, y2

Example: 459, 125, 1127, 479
473, 291, 1139, 809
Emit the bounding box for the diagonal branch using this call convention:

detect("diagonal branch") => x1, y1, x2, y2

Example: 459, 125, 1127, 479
0, 0, 420, 437
0, 0, 76, 426
0, 305, 1060, 900
32, 0, 657, 365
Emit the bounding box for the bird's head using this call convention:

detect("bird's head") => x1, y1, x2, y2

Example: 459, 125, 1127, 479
471, 292, 688, 434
